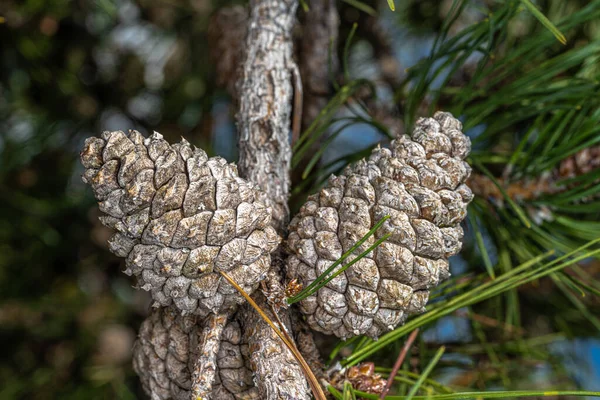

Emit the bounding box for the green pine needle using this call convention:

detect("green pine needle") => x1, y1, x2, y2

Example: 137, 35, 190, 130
519, 0, 567, 45
287, 215, 390, 304
405, 346, 445, 400
343, 238, 600, 366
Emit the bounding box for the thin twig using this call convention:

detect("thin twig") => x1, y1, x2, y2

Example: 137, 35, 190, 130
191, 312, 228, 400
379, 328, 420, 399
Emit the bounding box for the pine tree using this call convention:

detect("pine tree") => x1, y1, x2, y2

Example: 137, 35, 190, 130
2, 0, 600, 399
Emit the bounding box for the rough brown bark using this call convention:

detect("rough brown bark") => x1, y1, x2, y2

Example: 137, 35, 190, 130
290, 311, 328, 386
234, 0, 312, 398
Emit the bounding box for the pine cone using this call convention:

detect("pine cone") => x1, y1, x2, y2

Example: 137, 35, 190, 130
80, 130, 279, 316
345, 363, 386, 395
286, 112, 473, 339
133, 307, 258, 400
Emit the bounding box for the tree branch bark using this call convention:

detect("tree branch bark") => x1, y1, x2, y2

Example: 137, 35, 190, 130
191, 312, 228, 399
235, 0, 312, 398
236, 0, 297, 232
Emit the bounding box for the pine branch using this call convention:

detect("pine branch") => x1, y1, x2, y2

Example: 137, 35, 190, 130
469, 143, 600, 210
238, 292, 315, 399
236, 0, 296, 232
234, 0, 314, 398
469, 141, 600, 206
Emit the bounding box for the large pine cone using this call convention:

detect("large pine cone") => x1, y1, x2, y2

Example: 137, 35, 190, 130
286, 112, 473, 339
133, 307, 258, 400
81, 131, 279, 316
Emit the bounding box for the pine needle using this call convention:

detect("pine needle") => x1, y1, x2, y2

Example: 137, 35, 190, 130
405, 346, 445, 400
519, 0, 567, 45
344, 238, 600, 366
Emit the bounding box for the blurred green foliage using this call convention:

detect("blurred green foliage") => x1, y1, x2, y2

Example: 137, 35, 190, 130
0, 0, 225, 397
